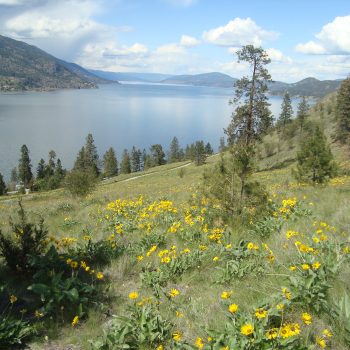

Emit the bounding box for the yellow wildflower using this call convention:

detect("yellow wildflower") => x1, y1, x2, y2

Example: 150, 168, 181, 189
241, 323, 254, 336
9, 295, 17, 304
128, 292, 139, 300
221, 291, 232, 299
316, 336, 326, 348
195, 337, 204, 349
71, 315, 79, 327
173, 331, 182, 342
228, 303, 238, 314
312, 261, 321, 270
255, 308, 268, 319
265, 328, 278, 340
169, 289, 180, 298
96, 272, 104, 280
301, 312, 312, 325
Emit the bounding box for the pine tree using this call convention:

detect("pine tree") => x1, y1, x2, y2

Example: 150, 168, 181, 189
150, 144, 166, 166
74, 147, 86, 171
10, 167, 18, 183
225, 45, 272, 146
205, 142, 214, 155
335, 77, 350, 144
46, 150, 56, 177
103, 147, 118, 177
0, 172, 6, 195
219, 137, 226, 153
278, 91, 293, 130
294, 125, 337, 183
192, 141, 207, 166
120, 149, 131, 174
36, 159, 46, 179
297, 96, 309, 132
169, 136, 181, 163
18, 144, 33, 187
84, 133, 100, 176
131, 146, 141, 172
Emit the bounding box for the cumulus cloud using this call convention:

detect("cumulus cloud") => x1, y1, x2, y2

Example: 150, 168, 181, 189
180, 35, 200, 47
203, 18, 278, 47
296, 15, 350, 55
266, 48, 292, 63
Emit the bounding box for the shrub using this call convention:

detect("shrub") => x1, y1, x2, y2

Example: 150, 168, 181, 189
64, 169, 98, 197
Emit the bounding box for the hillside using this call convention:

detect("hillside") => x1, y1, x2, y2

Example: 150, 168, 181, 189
89, 70, 172, 83
0, 35, 108, 91
161, 72, 237, 88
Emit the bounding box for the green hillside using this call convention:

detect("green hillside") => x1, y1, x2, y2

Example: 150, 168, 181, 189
0, 91, 350, 350
0, 35, 107, 91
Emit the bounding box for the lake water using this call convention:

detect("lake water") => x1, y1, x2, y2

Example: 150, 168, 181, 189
0, 83, 298, 181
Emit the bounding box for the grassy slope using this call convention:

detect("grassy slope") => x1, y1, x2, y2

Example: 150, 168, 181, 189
0, 94, 349, 349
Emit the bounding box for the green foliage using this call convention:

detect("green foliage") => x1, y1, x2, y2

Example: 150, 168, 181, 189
91, 304, 173, 350
18, 144, 33, 188
296, 97, 309, 132
103, 147, 118, 177
64, 168, 98, 197
150, 144, 166, 166
192, 140, 207, 166
335, 77, 350, 144
294, 124, 337, 183
169, 136, 182, 163
120, 149, 131, 174
0, 315, 34, 348
0, 201, 48, 272
130, 146, 142, 172
332, 293, 350, 346
278, 91, 293, 131
0, 172, 6, 195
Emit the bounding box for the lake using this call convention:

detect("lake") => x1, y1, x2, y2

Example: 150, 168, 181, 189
0, 83, 299, 181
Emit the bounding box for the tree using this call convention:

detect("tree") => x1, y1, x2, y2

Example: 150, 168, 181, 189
297, 96, 309, 132
64, 169, 97, 197
0, 172, 6, 195
36, 159, 46, 179
18, 144, 32, 187
225, 45, 272, 146
169, 137, 181, 163
335, 77, 350, 144
73, 146, 86, 171
120, 149, 131, 174
150, 144, 166, 166
10, 167, 18, 183
278, 91, 293, 130
205, 142, 214, 155
46, 150, 56, 177
294, 125, 337, 184
131, 146, 141, 172
192, 141, 207, 166
84, 133, 100, 175
219, 137, 226, 153
103, 147, 118, 177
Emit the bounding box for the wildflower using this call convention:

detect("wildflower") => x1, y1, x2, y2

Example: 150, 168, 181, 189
266, 328, 278, 340
312, 261, 321, 269
316, 336, 327, 348
255, 308, 268, 319
241, 323, 254, 336
169, 289, 180, 298
128, 292, 139, 300
228, 303, 238, 314
35, 310, 44, 318
161, 256, 171, 264
136, 255, 144, 262
195, 337, 204, 349
175, 310, 184, 317
221, 291, 232, 299
96, 272, 104, 280
9, 295, 17, 304
301, 264, 310, 270
213, 256, 219, 262
289, 265, 297, 271
71, 315, 79, 327
225, 244, 232, 249
173, 331, 182, 342
247, 242, 259, 250
323, 329, 332, 338
156, 345, 164, 350
276, 303, 284, 310
70, 261, 78, 269
282, 287, 292, 300
301, 312, 312, 325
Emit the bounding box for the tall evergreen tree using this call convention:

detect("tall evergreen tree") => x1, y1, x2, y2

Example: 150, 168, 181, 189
278, 91, 293, 130
18, 144, 33, 187
131, 146, 141, 172
205, 142, 214, 155
36, 158, 46, 179
335, 77, 350, 144
120, 149, 131, 174
294, 125, 337, 183
192, 141, 207, 166
54, 159, 65, 180
219, 137, 226, 153
10, 167, 18, 183
0, 172, 6, 195
84, 133, 100, 175
169, 136, 181, 163
150, 144, 166, 166
74, 146, 86, 171
46, 150, 56, 177
297, 96, 309, 132
103, 147, 118, 177
225, 45, 272, 146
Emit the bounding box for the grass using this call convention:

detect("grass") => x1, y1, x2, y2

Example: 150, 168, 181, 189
1, 95, 350, 349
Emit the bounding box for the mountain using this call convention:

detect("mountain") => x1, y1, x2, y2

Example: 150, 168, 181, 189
0, 35, 109, 91
89, 70, 172, 83
161, 72, 237, 88
268, 77, 342, 97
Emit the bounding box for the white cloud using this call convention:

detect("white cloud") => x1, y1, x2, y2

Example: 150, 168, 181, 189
296, 15, 350, 55
203, 17, 278, 47
0, 0, 24, 5
180, 34, 200, 47
156, 43, 186, 54
266, 48, 292, 63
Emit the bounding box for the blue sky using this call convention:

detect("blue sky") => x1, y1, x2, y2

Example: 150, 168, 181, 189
1, 0, 350, 82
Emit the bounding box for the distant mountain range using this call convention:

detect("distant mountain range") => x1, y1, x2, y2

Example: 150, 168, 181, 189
0, 35, 108, 92
0, 34, 344, 97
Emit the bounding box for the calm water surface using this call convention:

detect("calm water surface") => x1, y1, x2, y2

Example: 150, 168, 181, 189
0, 83, 298, 181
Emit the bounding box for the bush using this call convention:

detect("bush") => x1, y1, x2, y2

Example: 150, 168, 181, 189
0, 201, 48, 272
64, 169, 98, 197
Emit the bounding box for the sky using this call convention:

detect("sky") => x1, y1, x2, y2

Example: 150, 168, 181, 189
1, 0, 350, 82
